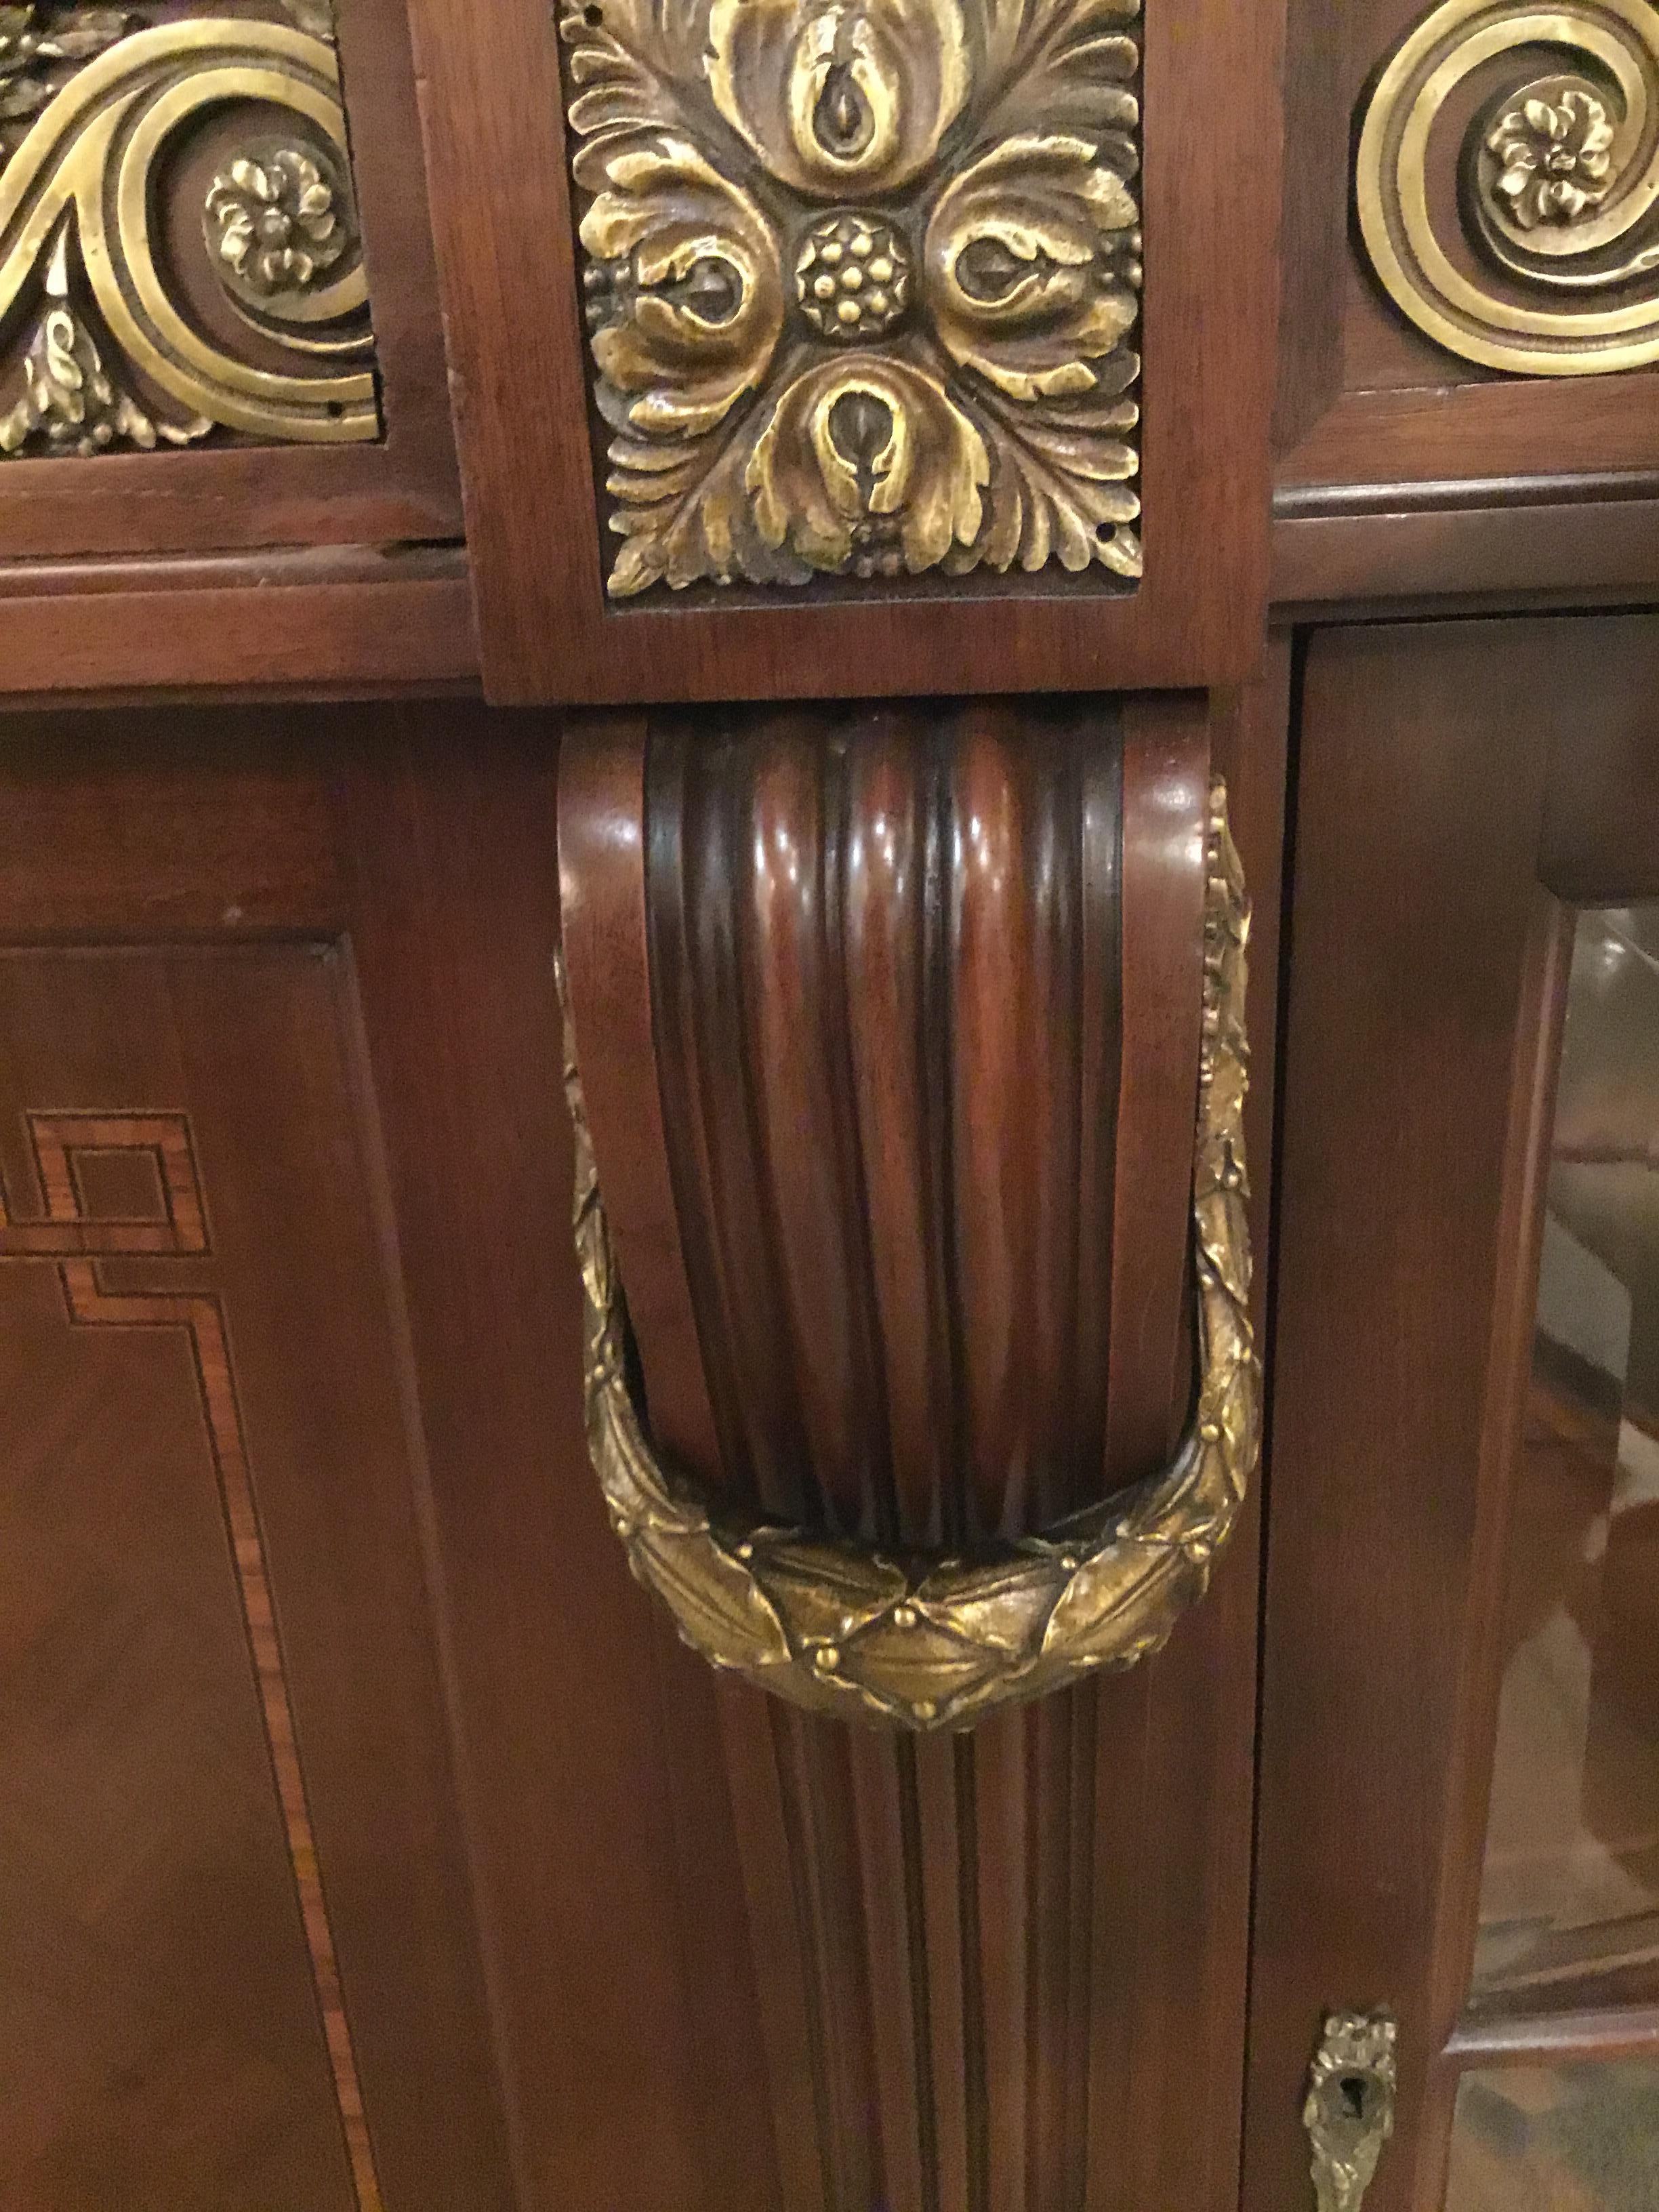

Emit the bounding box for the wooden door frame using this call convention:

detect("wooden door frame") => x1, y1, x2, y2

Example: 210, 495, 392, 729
1246, 612, 1659, 2212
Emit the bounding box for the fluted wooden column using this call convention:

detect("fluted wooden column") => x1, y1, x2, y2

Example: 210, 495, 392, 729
554, 690, 1263, 2211
560, 699, 1205, 1534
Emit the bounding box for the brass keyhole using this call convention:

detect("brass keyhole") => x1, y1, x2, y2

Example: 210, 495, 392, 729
1338, 2074, 1372, 2123
1305, 2013, 1397, 2212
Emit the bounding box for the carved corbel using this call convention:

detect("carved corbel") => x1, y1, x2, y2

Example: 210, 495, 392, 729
556, 700, 1256, 1731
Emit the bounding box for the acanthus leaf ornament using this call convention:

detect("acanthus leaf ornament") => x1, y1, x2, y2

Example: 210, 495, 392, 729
556, 0, 1143, 595
0, 4, 129, 159
1357, 0, 1659, 375
925, 131, 1141, 399
0, 218, 209, 453
579, 127, 783, 438
557, 779, 1256, 1732
747, 353, 991, 577
0, 2, 378, 454
705, 0, 971, 199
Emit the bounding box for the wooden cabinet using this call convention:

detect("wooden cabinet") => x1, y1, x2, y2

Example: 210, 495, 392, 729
0, 718, 537, 2208
0, 689, 1283, 2211
2, 0, 1659, 2207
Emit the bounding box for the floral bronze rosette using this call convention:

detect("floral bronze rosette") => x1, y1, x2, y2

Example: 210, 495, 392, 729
558, 0, 1143, 596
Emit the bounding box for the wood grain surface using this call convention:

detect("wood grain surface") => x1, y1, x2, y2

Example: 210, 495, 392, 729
561, 696, 1206, 1540
0, 549, 477, 701
0, 714, 528, 2209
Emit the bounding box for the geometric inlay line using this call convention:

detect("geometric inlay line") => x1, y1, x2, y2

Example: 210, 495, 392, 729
3, 1111, 384, 2212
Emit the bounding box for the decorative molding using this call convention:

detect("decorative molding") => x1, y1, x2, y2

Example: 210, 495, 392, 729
559, 777, 1254, 1730
556, 0, 1143, 596
717, 1689, 1144, 2205
1357, 0, 1659, 375
0, 1111, 384, 2212
0, 3, 378, 454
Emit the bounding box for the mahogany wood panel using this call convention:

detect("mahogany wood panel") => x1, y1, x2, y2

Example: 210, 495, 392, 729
5, 705, 825, 2212
337, 717, 788, 2212
553, 669, 1288, 2210
0, 1084, 361, 2210
0, 895, 514, 2205
2, 703, 833, 2212
0, 723, 341, 937
403, 0, 1282, 701
1271, 0, 1343, 462
1538, 621, 1659, 905
1246, 617, 1659, 2212
1270, 492, 1659, 615
0, 714, 534, 2207
0, 0, 462, 562
0, 550, 478, 701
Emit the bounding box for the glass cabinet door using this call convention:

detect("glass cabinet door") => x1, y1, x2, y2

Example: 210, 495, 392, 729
1249, 618, 1659, 2212
1475, 907, 1659, 2015
1448, 908, 1659, 2212
1447, 2060, 1659, 2212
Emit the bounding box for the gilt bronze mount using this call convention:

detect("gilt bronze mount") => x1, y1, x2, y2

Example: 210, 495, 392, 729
0, 1, 377, 457
1357, 0, 1659, 375
559, 775, 1255, 1732
556, 0, 1144, 596
1304, 2012, 1399, 2212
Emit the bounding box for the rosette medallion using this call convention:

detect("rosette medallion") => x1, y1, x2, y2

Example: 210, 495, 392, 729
558, 0, 1144, 594
1357, 0, 1659, 375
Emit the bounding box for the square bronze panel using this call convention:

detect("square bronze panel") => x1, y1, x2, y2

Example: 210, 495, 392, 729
560, 0, 1144, 598
406, 0, 1282, 699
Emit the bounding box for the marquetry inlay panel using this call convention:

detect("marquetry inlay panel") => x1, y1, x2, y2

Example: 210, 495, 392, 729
0, 0, 378, 456
555, 0, 1143, 596
0, 1110, 384, 2212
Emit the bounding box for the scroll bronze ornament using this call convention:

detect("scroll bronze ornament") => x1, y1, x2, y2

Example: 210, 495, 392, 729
0, 1, 375, 455
1357, 0, 1659, 374
559, 779, 1255, 1732
557, 0, 1143, 596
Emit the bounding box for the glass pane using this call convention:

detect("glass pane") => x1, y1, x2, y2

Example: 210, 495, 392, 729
1473, 907, 1659, 2004
1446, 2060, 1659, 2212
